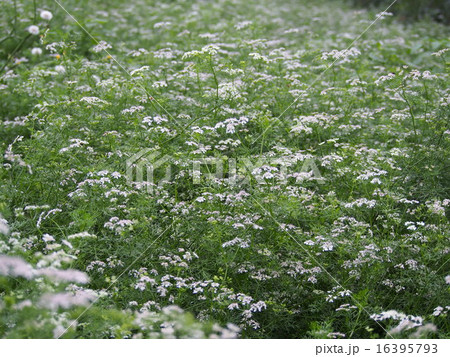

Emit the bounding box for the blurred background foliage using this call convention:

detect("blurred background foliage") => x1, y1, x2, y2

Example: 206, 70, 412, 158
349, 0, 450, 24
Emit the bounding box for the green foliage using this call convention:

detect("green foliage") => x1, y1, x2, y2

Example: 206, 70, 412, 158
349, 0, 450, 23
1, 0, 449, 339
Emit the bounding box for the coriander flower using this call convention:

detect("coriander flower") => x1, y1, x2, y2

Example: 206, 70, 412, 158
31, 47, 43, 56
55, 65, 65, 73
0, 215, 9, 235
92, 40, 112, 53
38, 267, 89, 284
40, 10, 53, 21
39, 290, 96, 310
321, 241, 334, 251
27, 25, 40, 35
0, 255, 34, 279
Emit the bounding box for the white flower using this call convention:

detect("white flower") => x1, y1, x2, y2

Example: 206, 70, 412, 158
38, 267, 89, 284
55, 65, 65, 73
39, 290, 97, 310
27, 25, 40, 35
432, 48, 449, 57
376, 11, 393, 20
235, 21, 252, 30
92, 41, 112, 53
432, 306, 444, 317
31, 47, 43, 56
0, 255, 34, 279
0, 215, 9, 235
250, 301, 267, 312
40, 10, 53, 21
322, 241, 334, 251
42, 234, 55, 243
80, 96, 110, 105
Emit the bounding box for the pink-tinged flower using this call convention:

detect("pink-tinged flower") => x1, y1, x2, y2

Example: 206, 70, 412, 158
0, 215, 8, 235
55, 65, 65, 73
39, 290, 97, 310
38, 268, 89, 284
27, 25, 39, 35
0, 255, 34, 279
40, 10, 53, 21
31, 47, 43, 56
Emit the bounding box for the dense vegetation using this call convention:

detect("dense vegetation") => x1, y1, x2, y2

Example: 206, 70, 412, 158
0, 0, 449, 338
350, 0, 450, 24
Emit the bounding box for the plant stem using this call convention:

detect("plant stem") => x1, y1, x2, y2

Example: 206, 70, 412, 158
0, 34, 31, 73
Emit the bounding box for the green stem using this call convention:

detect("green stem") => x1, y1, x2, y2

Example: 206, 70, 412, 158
0, 34, 31, 73
401, 88, 418, 140
33, 0, 37, 23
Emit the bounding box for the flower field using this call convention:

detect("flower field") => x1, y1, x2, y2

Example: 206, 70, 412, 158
0, 0, 449, 339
